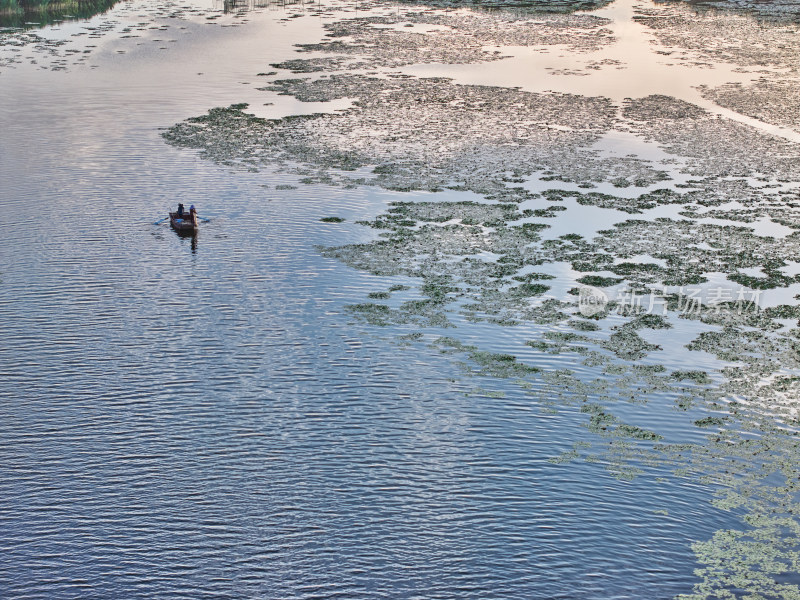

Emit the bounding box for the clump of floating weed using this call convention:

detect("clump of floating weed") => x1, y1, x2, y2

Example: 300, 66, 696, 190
694, 416, 726, 428
345, 302, 394, 326
360, 201, 524, 229
549, 218, 800, 289
545, 187, 682, 214
671, 370, 712, 385
432, 335, 540, 377
666, 0, 800, 22
699, 80, 800, 134
346, 297, 456, 328
469, 351, 540, 378
270, 57, 368, 73
400, 0, 614, 13
286, 10, 617, 73
635, 2, 800, 70
602, 326, 662, 361
512, 272, 556, 283
581, 403, 663, 440
568, 319, 600, 332
549, 441, 593, 465
431, 336, 476, 354
551, 178, 800, 223
629, 313, 672, 330
764, 304, 800, 324
576, 274, 622, 287
397, 331, 424, 343
624, 94, 799, 180
527, 331, 592, 355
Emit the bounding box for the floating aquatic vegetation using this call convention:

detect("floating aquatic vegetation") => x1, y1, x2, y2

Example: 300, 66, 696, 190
660, 408, 800, 599
576, 274, 622, 287
634, 3, 800, 70
526, 329, 591, 354
400, 0, 614, 14
693, 416, 725, 428
328, 197, 800, 544
166, 78, 800, 598
270, 56, 370, 73
551, 181, 799, 221
602, 325, 662, 361
321, 193, 800, 530
347, 298, 455, 327
672, 370, 712, 385
468, 350, 540, 377
160, 2, 800, 594
328, 204, 559, 327
432, 336, 540, 377
656, 0, 800, 23
582, 403, 663, 440
624, 95, 799, 180
167, 76, 683, 198
700, 79, 800, 134
357, 200, 528, 229
257, 3, 620, 83
289, 10, 616, 70
545, 187, 684, 214
544, 218, 800, 289
568, 318, 600, 331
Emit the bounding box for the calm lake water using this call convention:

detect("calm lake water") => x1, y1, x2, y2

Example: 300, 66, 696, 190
2, 0, 800, 598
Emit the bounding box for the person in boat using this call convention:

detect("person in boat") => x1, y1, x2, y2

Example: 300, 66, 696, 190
177, 203, 185, 218
189, 205, 198, 227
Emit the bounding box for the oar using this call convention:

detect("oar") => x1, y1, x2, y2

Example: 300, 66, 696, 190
154, 216, 169, 225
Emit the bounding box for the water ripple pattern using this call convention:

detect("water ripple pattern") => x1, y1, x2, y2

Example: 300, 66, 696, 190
0, 0, 770, 598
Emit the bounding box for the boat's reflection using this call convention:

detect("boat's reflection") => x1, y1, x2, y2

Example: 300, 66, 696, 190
174, 230, 198, 254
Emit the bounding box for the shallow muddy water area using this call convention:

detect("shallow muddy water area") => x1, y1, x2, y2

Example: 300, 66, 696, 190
2, 0, 800, 598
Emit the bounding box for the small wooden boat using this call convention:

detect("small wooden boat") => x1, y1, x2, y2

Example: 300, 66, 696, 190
170, 209, 198, 235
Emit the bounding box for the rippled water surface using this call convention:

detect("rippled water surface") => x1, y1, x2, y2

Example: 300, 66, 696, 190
2, 0, 800, 598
